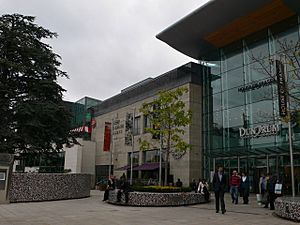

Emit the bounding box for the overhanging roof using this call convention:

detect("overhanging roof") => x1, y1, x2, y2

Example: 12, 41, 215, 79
156, 0, 300, 60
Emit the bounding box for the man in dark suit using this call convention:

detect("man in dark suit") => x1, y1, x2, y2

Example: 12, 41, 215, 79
212, 165, 228, 214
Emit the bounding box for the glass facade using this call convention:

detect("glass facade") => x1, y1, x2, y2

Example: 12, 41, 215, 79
202, 16, 300, 194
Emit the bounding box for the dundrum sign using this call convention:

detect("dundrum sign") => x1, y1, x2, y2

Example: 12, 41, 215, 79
239, 124, 280, 139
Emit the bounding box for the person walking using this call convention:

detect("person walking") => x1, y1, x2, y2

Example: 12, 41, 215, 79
212, 165, 228, 214
264, 173, 278, 210
229, 170, 241, 204
240, 172, 250, 204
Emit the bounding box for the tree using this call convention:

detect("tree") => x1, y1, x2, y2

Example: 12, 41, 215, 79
250, 37, 300, 122
0, 14, 72, 154
139, 87, 192, 186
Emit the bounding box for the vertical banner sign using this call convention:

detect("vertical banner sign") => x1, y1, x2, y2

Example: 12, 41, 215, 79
125, 113, 133, 146
103, 122, 111, 151
276, 60, 288, 118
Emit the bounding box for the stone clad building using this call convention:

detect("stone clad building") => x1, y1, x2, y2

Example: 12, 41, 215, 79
91, 63, 203, 186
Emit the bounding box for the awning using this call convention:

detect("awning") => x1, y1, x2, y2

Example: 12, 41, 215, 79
133, 162, 164, 171
206, 141, 300, 158
115, 164, 138, 171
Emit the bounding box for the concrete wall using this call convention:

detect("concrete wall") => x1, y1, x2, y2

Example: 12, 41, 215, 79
64, 139, 96, 186
64, 144, 82, 173
9, 173, 91, 202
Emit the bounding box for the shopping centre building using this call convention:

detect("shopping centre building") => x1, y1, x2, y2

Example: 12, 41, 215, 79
156, 0, 300, 192
37, 0, 299, 192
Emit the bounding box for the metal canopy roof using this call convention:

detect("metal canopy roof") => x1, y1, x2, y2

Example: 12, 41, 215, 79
206, 142, 300, 158
156, 0, 300, 60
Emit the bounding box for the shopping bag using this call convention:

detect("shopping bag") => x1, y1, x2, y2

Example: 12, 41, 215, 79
274, 183, 282, 194
256, 194, 262, 203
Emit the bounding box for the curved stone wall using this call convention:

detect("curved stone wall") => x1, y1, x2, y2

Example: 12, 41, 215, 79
107, 191, 207, 206
9, 173, 91, 202
275, 197, 300, 222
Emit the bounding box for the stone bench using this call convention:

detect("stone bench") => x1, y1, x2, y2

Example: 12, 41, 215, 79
107, 190, 208, 206
275, 197, 300, 222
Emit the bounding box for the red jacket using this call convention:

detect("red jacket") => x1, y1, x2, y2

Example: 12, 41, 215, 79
230, 175, 241, 187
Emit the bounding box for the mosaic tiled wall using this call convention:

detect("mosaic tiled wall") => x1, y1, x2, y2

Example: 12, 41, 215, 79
275, 197, 300, 222
107, 191, 208, 206
9, 173, 91, 202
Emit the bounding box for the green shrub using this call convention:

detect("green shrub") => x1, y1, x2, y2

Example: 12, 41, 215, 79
133, 185, 192, 193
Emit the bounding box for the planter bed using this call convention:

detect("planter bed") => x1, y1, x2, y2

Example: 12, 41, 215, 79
275, 197, 300, 222
107, 191, 208, 206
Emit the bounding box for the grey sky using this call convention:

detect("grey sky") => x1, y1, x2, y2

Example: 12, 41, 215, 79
1, 0, 209, 102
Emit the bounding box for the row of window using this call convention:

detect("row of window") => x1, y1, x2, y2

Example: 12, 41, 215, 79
128, 150, 165, 165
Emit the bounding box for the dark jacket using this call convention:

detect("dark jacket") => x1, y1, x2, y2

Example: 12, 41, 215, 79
212, 172, 228, 192
240, 176, 250, 190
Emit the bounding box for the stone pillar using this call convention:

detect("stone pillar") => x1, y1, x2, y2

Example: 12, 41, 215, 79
0, 154, 14, 204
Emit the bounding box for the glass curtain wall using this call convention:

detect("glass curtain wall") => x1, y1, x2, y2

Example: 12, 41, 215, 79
202, 16, 300, 193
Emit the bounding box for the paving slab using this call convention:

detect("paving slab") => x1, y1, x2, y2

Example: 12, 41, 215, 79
0, 190, 298, 225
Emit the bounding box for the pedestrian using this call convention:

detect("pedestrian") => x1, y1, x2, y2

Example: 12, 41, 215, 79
264, 173, 278, 210
263, 173, 271, 208
212, 165, 228, 214
103, 176, 115, 201
201, 179, 210, 202
259, 173, 267, 196
229, 170, 241, 204
240, 172, 250, 204
176, 178, 183, 187
117, 178, 131, 203
190, 179, 197, 192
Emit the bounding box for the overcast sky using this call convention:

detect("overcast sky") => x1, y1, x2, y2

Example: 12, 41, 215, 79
1, 0, 209, 102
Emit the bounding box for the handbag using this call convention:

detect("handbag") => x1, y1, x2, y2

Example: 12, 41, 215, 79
274, 183, 282, 194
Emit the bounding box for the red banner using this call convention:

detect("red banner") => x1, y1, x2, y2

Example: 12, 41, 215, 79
103, 122, 111, 151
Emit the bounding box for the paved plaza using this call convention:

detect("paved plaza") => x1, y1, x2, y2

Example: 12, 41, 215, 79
0, 190, 298, 225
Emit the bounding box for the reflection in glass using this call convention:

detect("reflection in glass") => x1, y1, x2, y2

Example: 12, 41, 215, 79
275, 27, 299, 54
212, 93, 222, 112
224, 67, 244, 90
225, 127, 243, 148
246, 84, 273, 104
224, 106, 245, 128
212, 111, 223, 130
222, 44, 243, 72
246, 61, 271, 83
211, 74, 222, 94
223, 88, 245, 109
245, 38, 269, 65
251, 100, 274, 124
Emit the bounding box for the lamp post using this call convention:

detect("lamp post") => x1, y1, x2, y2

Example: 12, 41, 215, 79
108, 119, 114, 177
279, 54, 295, 197
130, 108, 136, 185
159, 132, 163, 186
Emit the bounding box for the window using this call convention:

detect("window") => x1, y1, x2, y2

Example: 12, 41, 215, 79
133, 116, 141, 135
0, 172, 5, 181
128, 152, 139, 165
144, 150, 163, 163
143, 115, 151, 133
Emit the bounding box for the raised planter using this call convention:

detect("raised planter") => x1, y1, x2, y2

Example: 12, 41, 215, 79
107, 191, 208, 206
9, 173, 91, 202
275, 197, 300, 222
